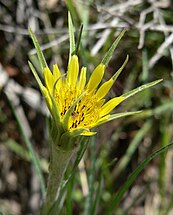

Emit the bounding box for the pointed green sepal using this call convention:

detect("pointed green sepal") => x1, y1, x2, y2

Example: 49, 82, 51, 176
122, 79, 163, 99
68, 11, 76, 61
95, 111, 142, 127
112, 55, 129, 81
29, 61, 55, 120
48, 92, 61, 127
29, 28, 47, 70
28, 61, 44, 91
101, 29, 126, 66
59, 129, 86, 151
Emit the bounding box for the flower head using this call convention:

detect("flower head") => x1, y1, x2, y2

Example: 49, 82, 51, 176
42, 55, 125, 136
28, 17, 162, 144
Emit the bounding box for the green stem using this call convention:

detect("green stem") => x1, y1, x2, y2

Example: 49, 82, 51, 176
40, 144, 75, 215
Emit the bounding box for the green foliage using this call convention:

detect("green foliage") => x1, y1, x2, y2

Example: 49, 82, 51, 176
104, 142, 173, 215
2, 2, 173, 215
6, 95, 46, 197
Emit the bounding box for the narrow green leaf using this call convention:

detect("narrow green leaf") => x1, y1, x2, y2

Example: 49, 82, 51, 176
103, 142, 173, 215
141, 48, 149, 82
84, 136, 96, 215
101, 29, 126, 65
5, 139, 31, 161
29, 28, 47, 70
113, 120, 151, 179
66, 173, 74, 215
112, 55, 129, 81
159, 115, 170, 198
7, 95, 46, 197
48, 92, 61, 126
68, 11, 76, 60
122, 79, 163, 99
91, 174, 103, 215
5, 139, 48, 172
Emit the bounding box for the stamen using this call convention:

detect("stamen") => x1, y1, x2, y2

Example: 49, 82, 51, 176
54, 81, 100, 130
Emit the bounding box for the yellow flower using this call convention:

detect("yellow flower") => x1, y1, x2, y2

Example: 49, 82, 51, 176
28, 27, 161, 139
42, 55, 125, 136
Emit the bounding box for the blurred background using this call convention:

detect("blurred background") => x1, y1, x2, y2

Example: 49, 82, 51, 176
0, 0, 173, 214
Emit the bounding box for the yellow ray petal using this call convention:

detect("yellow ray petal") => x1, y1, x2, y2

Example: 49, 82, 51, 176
96, 78, 114, 99
53, 64, 61, 80
99, 96, 124, 117
97, 99, 105, 107
43, 67, 54, 93
53, 64, 62, 90
87, 64, 105, 92
78, 67, 86, 91
67, 55, 79, 86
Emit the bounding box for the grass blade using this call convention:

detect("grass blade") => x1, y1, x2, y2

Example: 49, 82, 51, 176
112, 120, 152, 179
91, 173, 103, 215
6, 95, 46, 197
84, 136, 96, 215
5, 139, 31, 161
103, 142, 173, 215
159, 115, 170, 197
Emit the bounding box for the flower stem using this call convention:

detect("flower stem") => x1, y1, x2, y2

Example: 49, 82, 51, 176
40, 144, 75, 215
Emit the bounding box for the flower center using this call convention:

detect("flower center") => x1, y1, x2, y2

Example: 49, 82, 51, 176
54, 81, 102, 130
